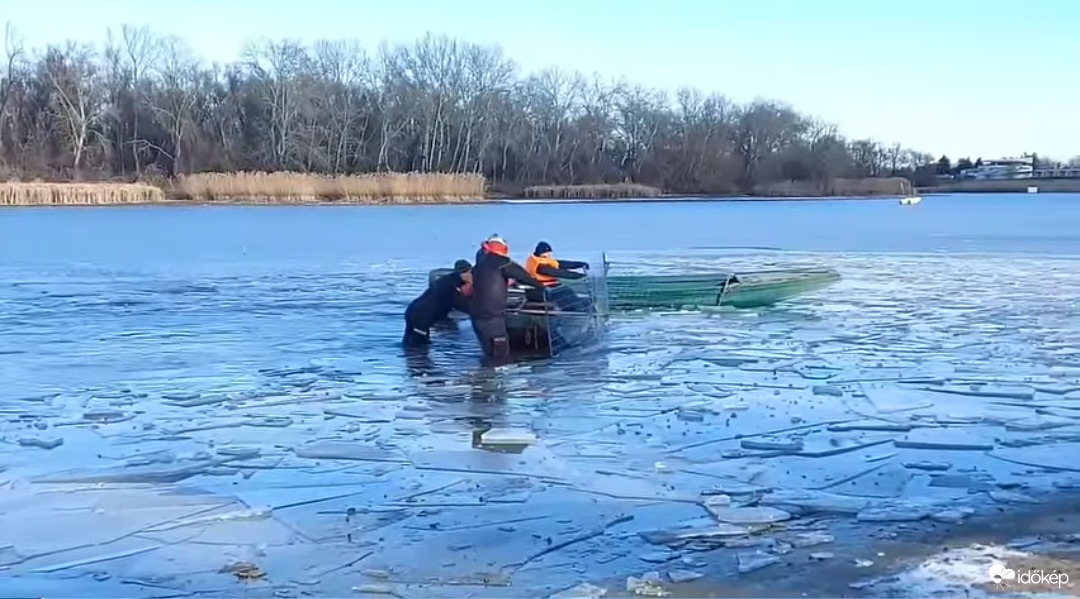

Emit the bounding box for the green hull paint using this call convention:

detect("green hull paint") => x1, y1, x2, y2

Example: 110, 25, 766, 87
598, 268, 841, 310
428, 266, 839, 312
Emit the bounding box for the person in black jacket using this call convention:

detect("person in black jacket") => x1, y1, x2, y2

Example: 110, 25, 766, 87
403, 259, 473, 347
470, 237, 546, 360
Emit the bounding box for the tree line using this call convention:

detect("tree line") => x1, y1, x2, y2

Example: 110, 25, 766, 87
0, 23, 941, 193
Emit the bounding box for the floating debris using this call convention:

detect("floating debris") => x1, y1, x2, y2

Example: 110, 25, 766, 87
1005, 416, 1076, 432
81, 409, 131, 423
827, 421, 914, 433
352, 584, 400, 596
790, 532, 835, 548
17, 436, 63, 450
640, 523, 756, 546
294, 441, 407, 463
666, 569, 704, 583
550, 583, 608, 598
903, 461, 952, 472
740, 437, 804, 452
1006, 537, 1042, 550
812, 385, 844, 397
1034, 384, 1080, 395
224, 561, 266, 581
480, 428, 538, 446
639, 550, 678, 564
362, 569, 393, 580
894, 429, 995, 451
706, 505, 791, 525
736, 552, 780, 574
925, 384, 1034, 400
989, 490, 1041, 504
626, 572, 670, 597
162, 392, 201, 401
759, 489, 870, 515
216, 446, 262, 459
928, 472, 998, 491
146, 506, 273, 531
676, 409, 705, 422
702, 481, 772, 496
929, 507, 975, 524
810, 552, 834, 560
856, 503, 931, 522
165, 394, 228, 408
34, 458, 228, 484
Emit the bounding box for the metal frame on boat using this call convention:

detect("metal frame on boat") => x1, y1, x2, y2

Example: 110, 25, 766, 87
427, 264, 607, 357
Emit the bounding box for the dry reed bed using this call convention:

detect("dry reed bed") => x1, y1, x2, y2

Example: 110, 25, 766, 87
754, 177, 913, 198
0, 182, 165, 205
172, 172, 487, 203
523, 183, 664, 199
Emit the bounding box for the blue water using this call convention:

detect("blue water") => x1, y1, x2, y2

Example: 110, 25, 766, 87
2, 193, 1080, 596
2, 194, 1079, 274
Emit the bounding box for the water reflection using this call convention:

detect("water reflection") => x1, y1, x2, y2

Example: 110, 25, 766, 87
402, 345, 438, 378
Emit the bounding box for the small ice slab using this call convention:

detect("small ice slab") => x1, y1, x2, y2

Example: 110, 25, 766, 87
894, 429, 994, 451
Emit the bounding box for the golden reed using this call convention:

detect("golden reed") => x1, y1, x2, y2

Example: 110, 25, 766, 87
523, 183, 663, 199
753, 177, 913, 197
172, 171, 487, 203
0, 182, 165, 206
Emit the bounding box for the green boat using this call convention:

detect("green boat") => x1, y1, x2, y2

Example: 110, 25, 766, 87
598, 267, 841, 310
429, 265, 839, 313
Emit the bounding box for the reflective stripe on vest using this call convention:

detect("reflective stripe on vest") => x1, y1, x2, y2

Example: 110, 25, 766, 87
525, 254, 560, 287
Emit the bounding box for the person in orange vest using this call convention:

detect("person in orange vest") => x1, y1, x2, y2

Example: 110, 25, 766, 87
524, 241, 591, 312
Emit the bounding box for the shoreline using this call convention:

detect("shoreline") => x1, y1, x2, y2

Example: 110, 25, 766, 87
3, 191, 1077, 209
0, 194, 914, 208
1, 182, 1078, 208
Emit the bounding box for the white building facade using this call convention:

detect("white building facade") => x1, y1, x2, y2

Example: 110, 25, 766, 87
959, 157, 1034, 180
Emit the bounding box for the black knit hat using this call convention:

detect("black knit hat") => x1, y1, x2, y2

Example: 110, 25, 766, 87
534, 241, 552, 255
453, 259, 472, 273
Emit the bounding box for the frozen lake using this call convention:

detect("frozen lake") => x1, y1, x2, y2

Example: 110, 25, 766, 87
2, 194, 1080, 596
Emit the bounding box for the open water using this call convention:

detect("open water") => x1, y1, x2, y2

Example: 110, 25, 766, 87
1, 193, 1080, 597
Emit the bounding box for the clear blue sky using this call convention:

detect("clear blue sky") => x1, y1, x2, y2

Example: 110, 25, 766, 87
5, 0, 1079, 161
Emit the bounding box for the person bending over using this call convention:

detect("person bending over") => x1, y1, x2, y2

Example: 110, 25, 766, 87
402, 259, 473, 347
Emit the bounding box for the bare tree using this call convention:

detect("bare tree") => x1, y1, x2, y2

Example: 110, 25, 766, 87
0, 22, 25, 163
44, 43, 107, 174
0, 26, 939, 190
147, 36, 199, 174
732, 101, 804, 184
243, 38, 311, 169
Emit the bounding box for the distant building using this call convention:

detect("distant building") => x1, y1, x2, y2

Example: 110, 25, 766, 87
959, 157, 1034, 180
1033, 165, 1080, 179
